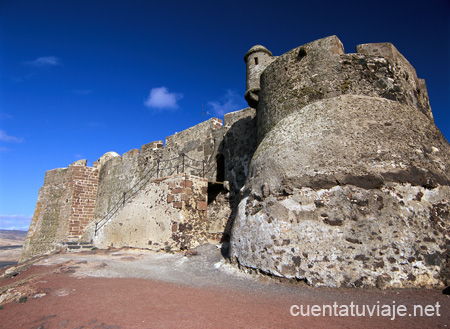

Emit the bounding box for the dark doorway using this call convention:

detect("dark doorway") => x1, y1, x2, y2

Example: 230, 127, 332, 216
216, 153, 225, 182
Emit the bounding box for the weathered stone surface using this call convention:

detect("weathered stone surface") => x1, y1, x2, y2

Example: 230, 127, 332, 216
162, 118, 226, 180
250, 95, 450, 194
223, 107, 257, 192
21, 163, 99, 261
230, 35, 450, 289
70, 159, 87, 167
93, 174, 209, 251
95, 151, 120, 170
231, 183, 450, 288
244, 45, 275, 108
23, 115, 247, 261
257, 36, 432, 141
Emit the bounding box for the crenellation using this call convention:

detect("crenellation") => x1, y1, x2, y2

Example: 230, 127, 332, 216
123, 148, 140, 160
256, 37, 435, 141
70, 159, 87, 167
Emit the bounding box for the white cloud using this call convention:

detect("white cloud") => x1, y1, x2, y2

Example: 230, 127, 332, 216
0, 130, 24, 143
0, 214, 32, 231
25, 56, 61, 67
144, 87, 183, 110
207, 90, 246, 116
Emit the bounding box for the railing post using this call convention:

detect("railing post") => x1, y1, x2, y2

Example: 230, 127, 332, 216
177, 165, 179, 174
157, 159, 160, 178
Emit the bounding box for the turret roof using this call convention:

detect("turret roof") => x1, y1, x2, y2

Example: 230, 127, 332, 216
244, 45, 272, 62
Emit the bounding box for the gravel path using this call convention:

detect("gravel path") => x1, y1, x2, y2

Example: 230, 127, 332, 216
0, 244, 448, 328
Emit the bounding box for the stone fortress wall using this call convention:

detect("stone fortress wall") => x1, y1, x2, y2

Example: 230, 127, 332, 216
21, 110, 257, 261
230, 36, 450, 289
92, 173, 209, 251
20, 160, 99, 261
21, 35, 450, 290
255, 36, 433, 140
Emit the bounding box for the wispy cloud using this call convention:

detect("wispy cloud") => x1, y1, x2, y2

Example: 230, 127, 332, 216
207, 90, 246, 116
0, 130, 24, 143
144, 87, 183, 110
71, 89, 93, 95
0, 113, 13, 120
25, 56, 61, 67
0, 214, 32, 231
12, 73, 35, 83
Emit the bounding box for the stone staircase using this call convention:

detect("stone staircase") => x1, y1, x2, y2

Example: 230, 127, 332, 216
62, 241, 95, 252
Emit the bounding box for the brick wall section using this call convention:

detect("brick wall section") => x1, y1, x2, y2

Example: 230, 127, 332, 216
211, 118, 223, 129
67, 165, 99, 240
158, 173, 210, 249
20, 161, 99, 260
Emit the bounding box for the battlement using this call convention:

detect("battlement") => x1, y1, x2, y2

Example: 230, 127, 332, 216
248, 36, 432, 140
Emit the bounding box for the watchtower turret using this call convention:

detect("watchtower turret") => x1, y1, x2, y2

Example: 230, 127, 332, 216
244, 45, 274, 108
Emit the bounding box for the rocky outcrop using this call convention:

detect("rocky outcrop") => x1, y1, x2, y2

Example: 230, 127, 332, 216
230, 36, 450, 288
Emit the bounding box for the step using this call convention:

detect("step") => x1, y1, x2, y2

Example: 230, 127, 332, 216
63, 241, 78, 246
64, 243, 95, 252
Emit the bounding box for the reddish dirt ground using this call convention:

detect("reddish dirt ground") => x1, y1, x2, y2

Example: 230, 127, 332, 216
0, 250, 449, 329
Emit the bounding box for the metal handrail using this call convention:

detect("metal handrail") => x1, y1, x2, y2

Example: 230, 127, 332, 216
95, 164, 158, 234
94, 153, 212, 235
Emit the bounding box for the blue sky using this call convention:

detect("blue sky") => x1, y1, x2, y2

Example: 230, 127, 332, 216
0, 0, 449, 231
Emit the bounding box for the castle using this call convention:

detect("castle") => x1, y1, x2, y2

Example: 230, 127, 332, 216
21, 36, 450, 289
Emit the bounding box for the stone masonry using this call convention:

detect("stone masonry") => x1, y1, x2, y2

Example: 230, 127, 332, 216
22, 115, 256, 259
230, 35, 450, 289
92, 173, 209, 251
20, 160, 99, 261
67, 161, 99, 240
21, 35, 450, 290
